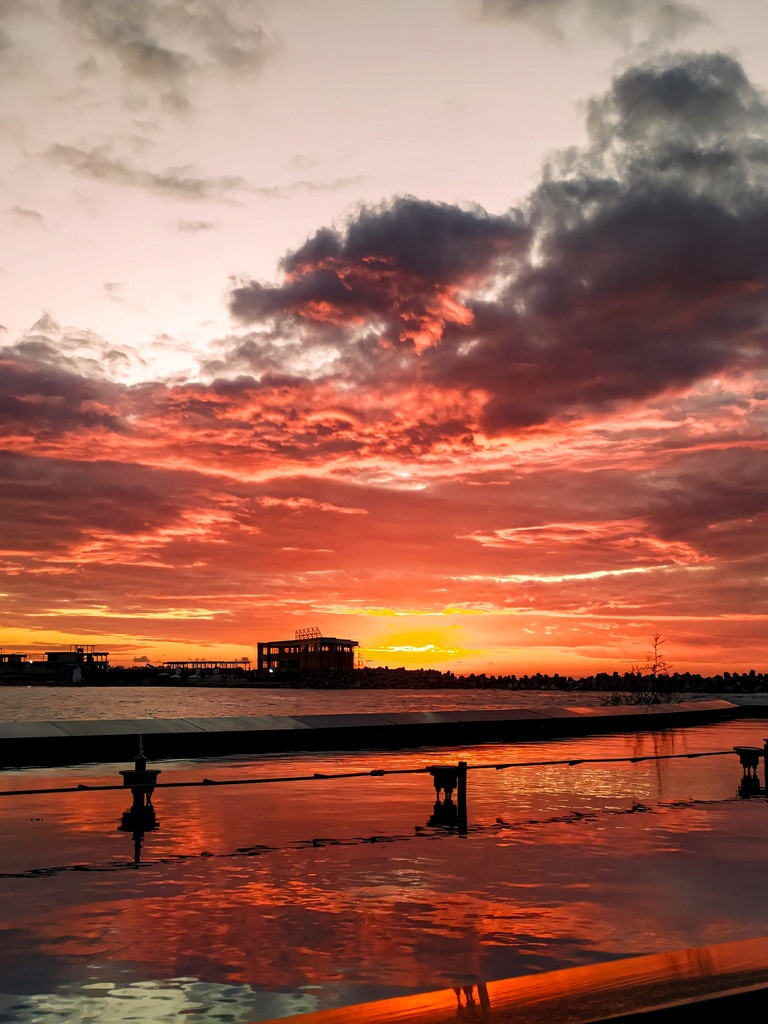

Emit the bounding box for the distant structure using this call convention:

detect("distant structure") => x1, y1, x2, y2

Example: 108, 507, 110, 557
0, 644, 109, 682
0, 651, 27, 669
258, 627, 358, 675
45, 645, 109, 673
160, 659, 251, 683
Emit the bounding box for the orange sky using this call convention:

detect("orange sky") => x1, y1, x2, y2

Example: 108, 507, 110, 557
1, 3, 767, 676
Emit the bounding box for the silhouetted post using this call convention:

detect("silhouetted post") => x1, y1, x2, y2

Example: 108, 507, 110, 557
118, 737, 161, 866
119, 736, 161, 810
734, 746, 762, 797
457, 760, 468, 834
429, 765, 458, 801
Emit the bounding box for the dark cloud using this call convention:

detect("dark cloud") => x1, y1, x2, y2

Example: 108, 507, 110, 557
469, 51, 768, 428
286, 196, 528, 282
0, 358, 127, 436
478, 0, 705, 43
226, 52, 768, 433
644, 448, 768, 559
47, 144, 244, 199
230, 195, 528, 357
0, 452, 177, 550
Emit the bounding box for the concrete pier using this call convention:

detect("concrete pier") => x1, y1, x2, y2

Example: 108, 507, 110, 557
0, 699, 745, 769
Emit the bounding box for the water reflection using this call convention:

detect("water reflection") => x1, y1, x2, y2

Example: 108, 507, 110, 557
4, 977, 315, 1024
426, 763, 468, 833
118, 803, 158, 866
734, 744, 765, 798
453, 983, 490, 1019
265, 935, 768, 1024
118, 742, 161, 866
1, 721, 768, 1024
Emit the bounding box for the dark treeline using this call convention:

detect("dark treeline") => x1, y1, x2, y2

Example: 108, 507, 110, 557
257, 666, 768, 693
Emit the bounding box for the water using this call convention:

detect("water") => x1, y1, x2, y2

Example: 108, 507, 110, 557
1, 718, 767, 1023
0, 685, 747, 722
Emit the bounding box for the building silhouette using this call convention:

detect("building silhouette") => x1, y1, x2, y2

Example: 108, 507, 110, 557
258, 628, 358, 675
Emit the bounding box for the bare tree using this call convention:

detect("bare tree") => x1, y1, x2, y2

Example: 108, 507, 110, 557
603, 632, 682, 707
640, 632, 671, 678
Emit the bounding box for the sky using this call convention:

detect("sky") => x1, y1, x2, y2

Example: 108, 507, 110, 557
1, 0, 767, 676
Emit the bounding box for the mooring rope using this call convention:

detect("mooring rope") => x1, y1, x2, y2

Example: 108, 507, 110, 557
0, 748, 739, 798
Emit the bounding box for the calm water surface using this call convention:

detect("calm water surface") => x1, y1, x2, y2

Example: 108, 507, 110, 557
0, 685, 745, 721
1, 717, 767, 1023
0, 685, 598, 721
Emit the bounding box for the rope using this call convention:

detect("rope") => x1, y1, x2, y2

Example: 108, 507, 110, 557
0, 749, 740, 798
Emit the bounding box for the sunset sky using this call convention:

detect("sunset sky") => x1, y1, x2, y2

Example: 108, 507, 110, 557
1, 0, 767, 675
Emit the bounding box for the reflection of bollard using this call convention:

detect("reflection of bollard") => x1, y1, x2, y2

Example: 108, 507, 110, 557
427, 762, 468, 834
453, 982, 490, 1014
118, 738, 161, 866
734, 746, 762, 798
428, 797, 458, 828
118, 802, 159, 866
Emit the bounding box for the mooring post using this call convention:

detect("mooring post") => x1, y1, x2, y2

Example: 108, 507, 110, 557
734, 746, 762, 797
119, 736, 161, 809
117, 738, 161, 864
457, 760, 468, 834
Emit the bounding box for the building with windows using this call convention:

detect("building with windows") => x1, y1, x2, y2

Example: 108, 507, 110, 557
45, 645, 109, 671
258, 630, 358, 675
0, 644, 109, 682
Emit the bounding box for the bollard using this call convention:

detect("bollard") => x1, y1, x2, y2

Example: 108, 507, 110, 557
734, 746, 762, 798
457, 760, 468, 835
119, 737, 161, 810
118, 738, 161, 865
428, 765, 459, 800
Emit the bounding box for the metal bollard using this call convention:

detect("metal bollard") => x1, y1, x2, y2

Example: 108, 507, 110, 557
734, 746, 762, 798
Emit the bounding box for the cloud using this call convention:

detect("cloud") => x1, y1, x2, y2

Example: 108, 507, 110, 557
3, 49, 768, 670
47, 144, 245, 199
224, 52, 768, 434
478, 0, 705, 44
3, 313, 144, 382
58, 0, 274, 107
0, 0, 33, 60
175, 218, 216, 232
229, 195, 528, 358
10, 206, 45, 226
278, 176, 366, 196
1, 321, 766, 665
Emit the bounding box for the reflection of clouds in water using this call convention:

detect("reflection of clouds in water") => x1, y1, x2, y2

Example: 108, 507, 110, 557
1, 720, 766, 1022
3, 977, 316, 1023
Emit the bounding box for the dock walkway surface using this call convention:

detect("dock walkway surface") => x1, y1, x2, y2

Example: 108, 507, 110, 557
0, 698, 762, 769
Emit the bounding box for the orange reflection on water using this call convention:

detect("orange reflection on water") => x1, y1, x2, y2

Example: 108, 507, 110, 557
257, 935, 768, 1024
2, 720, 768, 1017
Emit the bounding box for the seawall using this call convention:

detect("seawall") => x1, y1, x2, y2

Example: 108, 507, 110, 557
0, 700, 749, 769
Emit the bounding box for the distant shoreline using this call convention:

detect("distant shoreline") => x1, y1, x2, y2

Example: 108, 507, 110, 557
0, 665, 766, 694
